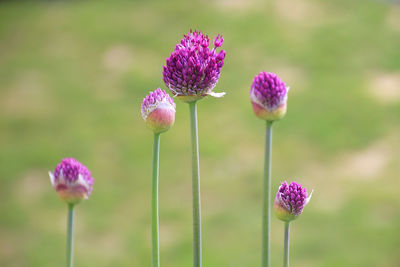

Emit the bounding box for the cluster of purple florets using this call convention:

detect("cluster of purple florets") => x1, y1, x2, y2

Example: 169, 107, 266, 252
251, 72, 287, 110
277, 181, 308, 216
141, 88, 176, 119
54, 158, 94, 192
163, 29, 226, 96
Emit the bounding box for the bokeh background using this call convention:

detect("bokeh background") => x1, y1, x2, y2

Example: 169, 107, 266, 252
1, 0, 400, 266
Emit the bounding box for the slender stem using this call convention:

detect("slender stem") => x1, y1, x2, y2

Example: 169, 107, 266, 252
152, 133, 161, 267
283, 222, 290, 267
189, 101, 202, 267
262, 120, 273, 267
66, 203, 74, 267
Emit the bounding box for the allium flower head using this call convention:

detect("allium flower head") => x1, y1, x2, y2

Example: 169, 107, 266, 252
163, 29, 226, 103
250, 71, 289, 121
274, 181, 312, 222
49, 158, 94, 204
142, 88, 176, 134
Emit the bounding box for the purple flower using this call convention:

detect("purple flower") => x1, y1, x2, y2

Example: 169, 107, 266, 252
49, 158, 94, 204
250, 72, 289, 121
163, 29, 226, 102
142, 88, 176, 133
274, 181, 312, 222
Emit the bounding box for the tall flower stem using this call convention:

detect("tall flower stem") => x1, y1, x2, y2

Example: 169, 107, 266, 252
66, 203, 75, 267
283, 222, 290, 267
262, 120, 273, 267
152, 133, 161, 267
189, 101, 202, 267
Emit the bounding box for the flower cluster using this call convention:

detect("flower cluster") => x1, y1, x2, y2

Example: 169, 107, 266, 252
141, 88, 176, 133
163, 29, 226, 102
49, 158, 94, 204
250, 72, 289, 121
274, 181, 312, 222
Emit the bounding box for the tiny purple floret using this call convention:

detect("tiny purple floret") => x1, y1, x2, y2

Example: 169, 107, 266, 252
163, 29, 226, 100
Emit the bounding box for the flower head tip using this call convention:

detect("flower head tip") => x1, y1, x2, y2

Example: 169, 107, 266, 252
142, 88, 176, 134
274, 181, 312, 222
163, 29, 226, 103
250, 71, 289, 121
49, 158, 94, 204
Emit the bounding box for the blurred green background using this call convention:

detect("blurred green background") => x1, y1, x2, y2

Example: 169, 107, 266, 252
1, 0, 400, 266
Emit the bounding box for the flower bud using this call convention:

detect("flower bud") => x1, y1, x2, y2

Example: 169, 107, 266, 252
141, 88, 176, 134
274, 181, 312, 222
49, 158, 94, 205
250, 72, 289, 121
163, 29, 226, 103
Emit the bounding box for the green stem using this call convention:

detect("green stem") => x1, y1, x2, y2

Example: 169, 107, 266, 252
152, 133, 161, 267
262, 120, 273, 267
283, 222, 290, 267
66, 203, 74, 267
189, 101, 202, 267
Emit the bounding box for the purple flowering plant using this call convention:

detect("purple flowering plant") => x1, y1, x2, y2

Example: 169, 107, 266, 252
274, 181, 312, 267
250, 71, 289, 267
141, 88, 176, 267
49, 157, 94, 267
163, 29, 227, 267
45, 28, 315, 267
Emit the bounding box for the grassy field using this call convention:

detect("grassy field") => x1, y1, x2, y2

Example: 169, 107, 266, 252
1, 0, 400, 266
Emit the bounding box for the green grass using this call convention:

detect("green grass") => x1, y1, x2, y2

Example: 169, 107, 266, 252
1, 0, 400, 266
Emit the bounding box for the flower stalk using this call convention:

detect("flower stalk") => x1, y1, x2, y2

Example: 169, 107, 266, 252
189, 101, 202, 267
66, 203, 75, 267
283, 222, 290, 267
151, 133, 161, 267
262, 121, 273, 267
